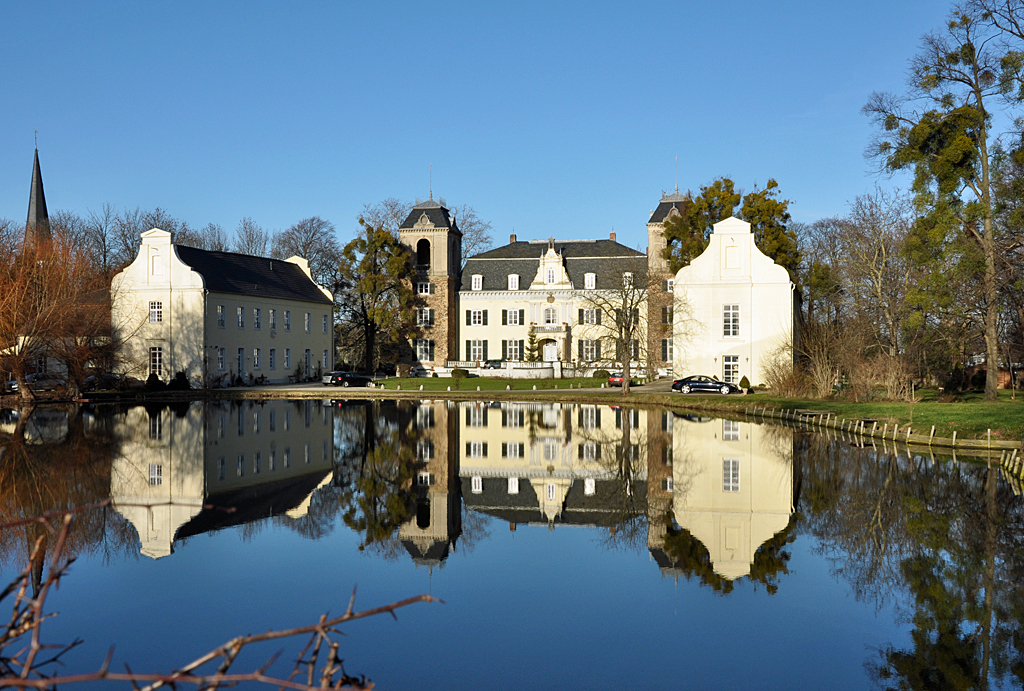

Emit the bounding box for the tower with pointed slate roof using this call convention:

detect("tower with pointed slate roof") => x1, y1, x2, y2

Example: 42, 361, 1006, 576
646, 189, 686, 373
398, 196, 461, 368
25, 148, 50, 250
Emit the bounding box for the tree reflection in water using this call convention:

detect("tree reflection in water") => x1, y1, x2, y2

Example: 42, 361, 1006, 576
797, 433, 1024, 690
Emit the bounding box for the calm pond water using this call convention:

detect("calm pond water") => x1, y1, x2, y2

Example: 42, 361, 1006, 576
1, 399, 1022, 690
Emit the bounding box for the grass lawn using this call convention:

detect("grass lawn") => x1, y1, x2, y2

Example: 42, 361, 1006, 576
369, 377, 1024, 442
374, 376, 611, 392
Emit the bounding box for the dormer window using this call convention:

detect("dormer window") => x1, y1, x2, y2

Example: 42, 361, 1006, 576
546, 268, 556, 284
623, 272, 633, 288
472, 275, 483, 291
508, 274, 519, 290
585, 273, 595, 290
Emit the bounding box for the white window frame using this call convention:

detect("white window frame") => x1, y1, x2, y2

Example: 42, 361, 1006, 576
253, 348, 261, 369
546, 267, 556, 284
471, 309, 483, 326
149, 463, 162, 485
469, 441, 485, 458
546, 483, 556, 500
508, 477, 519, 494
508, 274, 519, 290
583, 441, 598, 461
469, 340, 484, 361
471, 274, 482, 290
416, 338, 433, 361
508, 309, 520, 326
417, 282, 431, 295
217, 348, 225, 370
724, 304, 740, 337
723, 355, 739, 384
284, 348, 291, 368
581, 405, 597, 429
584, 478, 596, 496
269, 309, 276, 330
216, 305, 225, 327
284, 310, 291, 331
582, 339, 596, 361
723, 458, 740, 492
304, 312, 311, 333
149, 301, 162, 323
269, 348, 276, 369
583, 308, 597, 325
253, 308, 261, 329
507, 339, 520, 361
471, 476, 483, 494
149, 347, 163, 377
544, 307, 558, 324
666, 278, 675, 292
584, 273, 595, 290
417, 308, 431, 326
417, 471, 432, 486
723, 419, 740, 441
237, 306, 244, 328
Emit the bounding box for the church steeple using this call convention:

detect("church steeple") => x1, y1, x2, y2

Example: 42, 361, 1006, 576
25, 148, 50, 249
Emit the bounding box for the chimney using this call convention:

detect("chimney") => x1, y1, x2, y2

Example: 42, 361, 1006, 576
610, 231, 616, 242
510, 233, 517, 243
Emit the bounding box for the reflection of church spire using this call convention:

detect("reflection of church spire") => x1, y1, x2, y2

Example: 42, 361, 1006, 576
25, 148, 50, 250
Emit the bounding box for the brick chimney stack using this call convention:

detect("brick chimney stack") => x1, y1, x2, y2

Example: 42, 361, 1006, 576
510, 233, 517, 243
610, 231, 616, 242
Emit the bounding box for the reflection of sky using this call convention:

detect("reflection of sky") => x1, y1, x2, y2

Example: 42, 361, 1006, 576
37, 509, 910, 691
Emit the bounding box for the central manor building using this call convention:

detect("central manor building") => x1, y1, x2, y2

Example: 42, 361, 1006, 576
398, 194, 680, 376
399, 190, 797, 386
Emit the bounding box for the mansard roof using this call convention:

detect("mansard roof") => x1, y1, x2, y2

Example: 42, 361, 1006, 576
648, 190, 688, 225
399, 198, 460, 234
174, 245, 333, 305
461, 239, 646, 291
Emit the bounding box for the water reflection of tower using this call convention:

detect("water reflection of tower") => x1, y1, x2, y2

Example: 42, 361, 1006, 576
110, 401, 335, 558
398, 401, 462, 566
649, 416, 795, 585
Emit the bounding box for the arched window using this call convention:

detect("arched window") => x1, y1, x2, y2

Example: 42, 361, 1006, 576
416, 239, 430, 267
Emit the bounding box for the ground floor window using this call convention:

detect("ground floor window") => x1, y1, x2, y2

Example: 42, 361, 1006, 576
662, 338, 673, 362
253, 348, 261, 369
468, 339, 486, 361
284, 348, 291, 369
416, 339, 435, 361
723, 355, 739, 384
149, 347, 163, 377
581, 339, 598, 362
217, 348, 225, 370
503, 339, 522, 361
269, 349, 276, 369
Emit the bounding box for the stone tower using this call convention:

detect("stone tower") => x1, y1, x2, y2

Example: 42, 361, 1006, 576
646, 189, 686, 372
398, 197, 461, 367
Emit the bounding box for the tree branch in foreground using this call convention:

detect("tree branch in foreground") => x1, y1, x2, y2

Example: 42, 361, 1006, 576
1, 509, 440, 690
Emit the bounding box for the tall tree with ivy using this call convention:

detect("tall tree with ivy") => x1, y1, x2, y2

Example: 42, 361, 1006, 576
864, 7, 1005, 399
336, 220, 416, 373
661, 178, 740, 272
741, 179, 800, 283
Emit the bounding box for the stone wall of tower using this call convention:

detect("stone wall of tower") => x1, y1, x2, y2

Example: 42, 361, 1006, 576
405, 273, 458, 366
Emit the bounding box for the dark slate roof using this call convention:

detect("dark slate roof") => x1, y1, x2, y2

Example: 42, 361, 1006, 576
174, 246, 333, 305
399, 199, 460, 234
648, 191, 689, 224
174, 470, 332, 541
462, 239, 646, 291
460, 476, 642, 526
25, 148, 50, 245
401, 539, 451, 563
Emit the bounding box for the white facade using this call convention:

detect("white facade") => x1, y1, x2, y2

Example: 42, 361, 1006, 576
111, 229, 333, 386
672, 217, 796, 387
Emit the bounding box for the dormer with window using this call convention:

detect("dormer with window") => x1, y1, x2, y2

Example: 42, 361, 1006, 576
529, 239, 572, 290
584, 273, 596, 290
471, 274, 483, 291
508, 274, 519, 290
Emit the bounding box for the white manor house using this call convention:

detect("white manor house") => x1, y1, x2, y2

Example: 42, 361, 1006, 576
399, 192, 798, 386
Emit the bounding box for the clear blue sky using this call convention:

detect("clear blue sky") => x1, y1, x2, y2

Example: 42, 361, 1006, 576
1, 0, 951, 251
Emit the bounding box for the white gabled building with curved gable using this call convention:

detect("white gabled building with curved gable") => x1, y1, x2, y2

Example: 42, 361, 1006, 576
111, 228, 334, 386
672, 217, 797, 387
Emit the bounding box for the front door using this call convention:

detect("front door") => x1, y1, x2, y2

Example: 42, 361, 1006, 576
542, 341, 558, 362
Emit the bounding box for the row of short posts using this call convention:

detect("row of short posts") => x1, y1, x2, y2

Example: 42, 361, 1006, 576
744, 406, 1022, 475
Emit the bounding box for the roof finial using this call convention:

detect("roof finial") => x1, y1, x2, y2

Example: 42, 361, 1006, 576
429, 164, 432, 200
34, 130, 38, 149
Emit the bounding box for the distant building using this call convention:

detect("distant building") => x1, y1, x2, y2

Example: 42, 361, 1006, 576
672, 217, 798, 386
111, 229, 333, 386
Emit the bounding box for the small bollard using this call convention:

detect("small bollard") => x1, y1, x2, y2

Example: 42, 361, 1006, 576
397, 385, 401, 390
477, 385, 480, 391
506, 385, 510, 390
447, 386, 451, 391
533, 384, 537, 390
420, 384, 423, 391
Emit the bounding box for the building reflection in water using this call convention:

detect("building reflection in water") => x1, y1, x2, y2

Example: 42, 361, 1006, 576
429, 400, 794, 589
110, 401, 334, 559
398, 401, 462, 566
653, 415, 795, 584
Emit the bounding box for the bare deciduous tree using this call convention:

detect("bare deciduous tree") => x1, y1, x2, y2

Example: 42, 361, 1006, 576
273, 216, 342, 289
233, 216, 270, 256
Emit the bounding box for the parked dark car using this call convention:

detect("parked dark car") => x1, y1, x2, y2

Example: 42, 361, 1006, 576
326, 371, 375, 388
672, 375, 739, 395
481, 360, 503, 370
25, 373, 66, 391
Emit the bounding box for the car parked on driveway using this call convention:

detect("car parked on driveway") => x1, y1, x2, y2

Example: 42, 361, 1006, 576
481, 360, 503, 370
608, 373, 639, 387
325, 371, 375, 388
672, 375, 739, 395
